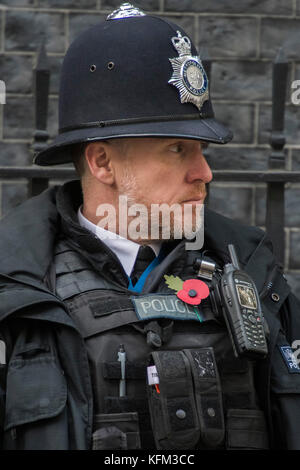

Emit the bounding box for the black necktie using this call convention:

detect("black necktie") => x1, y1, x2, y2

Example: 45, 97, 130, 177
130, 245, 156, 285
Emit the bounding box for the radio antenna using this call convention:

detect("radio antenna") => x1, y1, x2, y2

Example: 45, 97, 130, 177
228, 244, 240, 270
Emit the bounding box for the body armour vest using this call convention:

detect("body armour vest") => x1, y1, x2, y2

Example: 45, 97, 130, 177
53, 237, 269, 450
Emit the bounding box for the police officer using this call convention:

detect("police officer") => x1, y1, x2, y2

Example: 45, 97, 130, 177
1, 2, 300, 450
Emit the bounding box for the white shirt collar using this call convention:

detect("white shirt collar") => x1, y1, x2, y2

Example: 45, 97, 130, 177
77, 206, 162, 277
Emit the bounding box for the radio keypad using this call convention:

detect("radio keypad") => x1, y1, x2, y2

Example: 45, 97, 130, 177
239, 309, 267, 348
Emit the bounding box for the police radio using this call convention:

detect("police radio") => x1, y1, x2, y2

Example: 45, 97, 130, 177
195, 245, 268, 360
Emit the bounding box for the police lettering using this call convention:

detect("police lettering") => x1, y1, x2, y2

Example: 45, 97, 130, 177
132, 294, 201, 322
139, 296, 195, 315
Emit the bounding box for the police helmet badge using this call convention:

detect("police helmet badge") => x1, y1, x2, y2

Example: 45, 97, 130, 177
169, 31, 209, 111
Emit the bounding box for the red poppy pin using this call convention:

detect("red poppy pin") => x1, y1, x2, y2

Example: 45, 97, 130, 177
164, 275, 210, 306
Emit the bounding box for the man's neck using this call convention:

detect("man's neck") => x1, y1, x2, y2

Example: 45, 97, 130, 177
78, 205, 162, 276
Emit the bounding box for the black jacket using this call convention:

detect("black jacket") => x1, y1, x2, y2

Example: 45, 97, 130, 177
0, 180, 300, 449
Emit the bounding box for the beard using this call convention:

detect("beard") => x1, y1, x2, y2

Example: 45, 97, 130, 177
114, 163, 204, 243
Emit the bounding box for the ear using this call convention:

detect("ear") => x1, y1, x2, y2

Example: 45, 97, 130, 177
85, 142, 115, 185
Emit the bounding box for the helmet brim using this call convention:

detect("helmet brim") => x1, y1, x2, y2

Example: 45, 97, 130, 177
34, 117, 233, 166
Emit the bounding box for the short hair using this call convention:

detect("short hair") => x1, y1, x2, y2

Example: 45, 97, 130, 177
70, 142, 88, 178
70, 138, 129, 179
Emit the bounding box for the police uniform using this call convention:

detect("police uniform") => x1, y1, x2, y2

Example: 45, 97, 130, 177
1, 3, 300, 450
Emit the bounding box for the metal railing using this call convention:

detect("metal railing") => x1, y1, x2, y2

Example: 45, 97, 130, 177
1, 41, 300, 266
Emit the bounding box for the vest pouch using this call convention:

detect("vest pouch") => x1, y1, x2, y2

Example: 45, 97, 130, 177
226, 409, 269, 449
147, 348, 225, 450
92, 412, 141, 450
147, 350, 201, 450
3, 344, 68, 449
183, 348, 225, 447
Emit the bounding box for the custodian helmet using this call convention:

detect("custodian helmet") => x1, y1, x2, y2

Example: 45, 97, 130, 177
34, 2, 233, 166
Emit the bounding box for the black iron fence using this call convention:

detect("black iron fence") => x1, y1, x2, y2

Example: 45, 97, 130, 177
1, 42, 300, 267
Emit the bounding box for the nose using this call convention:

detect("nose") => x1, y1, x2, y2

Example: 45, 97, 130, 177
185, 144, 213, 184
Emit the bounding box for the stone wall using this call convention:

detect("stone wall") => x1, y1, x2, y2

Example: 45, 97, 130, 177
0, 0, 300, 295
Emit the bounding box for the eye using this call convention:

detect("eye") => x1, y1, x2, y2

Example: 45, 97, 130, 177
201, 141, 209, 150
169, 143, 184, 154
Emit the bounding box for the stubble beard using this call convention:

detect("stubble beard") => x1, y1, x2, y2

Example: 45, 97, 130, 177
117, 163, 203, 242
